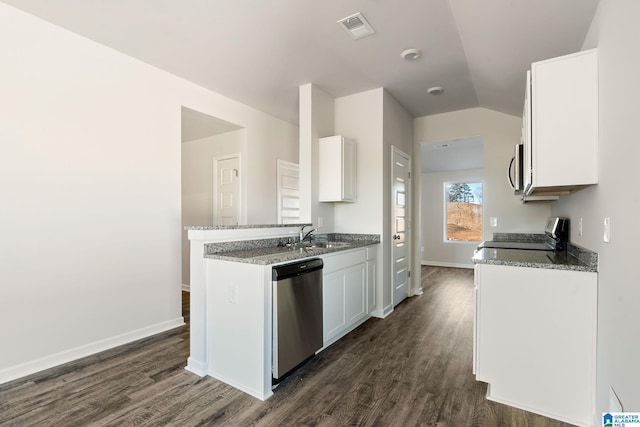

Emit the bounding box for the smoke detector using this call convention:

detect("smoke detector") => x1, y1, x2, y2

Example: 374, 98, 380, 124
337, 12, 375, 40
401, 48, 422, 61
427, 86, 444, 95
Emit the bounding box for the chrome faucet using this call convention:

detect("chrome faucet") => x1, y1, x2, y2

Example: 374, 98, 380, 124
299, 225, 317, 244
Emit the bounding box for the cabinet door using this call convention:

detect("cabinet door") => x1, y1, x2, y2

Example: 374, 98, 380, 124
476, 264, 596, 426
323, 269, 346, 344
344, 263, 366, 325
523, 70, 533, 195
342, 138, 356, 202
531, 49, 598, 189
319, 135, 357, 202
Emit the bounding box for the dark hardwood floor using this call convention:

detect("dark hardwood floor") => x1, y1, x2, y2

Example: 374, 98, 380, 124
0, 267, 573, 426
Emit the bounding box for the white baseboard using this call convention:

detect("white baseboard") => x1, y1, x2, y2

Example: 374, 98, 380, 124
421, 261, 474, 269
485, 393, 589, 427
185, 357, 207, 377
182, 283, 190, 292
209, 370, 273, 401
371, 303, 394, 319
0, 317, 185, 386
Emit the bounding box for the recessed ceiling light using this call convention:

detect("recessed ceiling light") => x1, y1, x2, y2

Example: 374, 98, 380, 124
401, 48, 421, 61
427, 86, 444, 95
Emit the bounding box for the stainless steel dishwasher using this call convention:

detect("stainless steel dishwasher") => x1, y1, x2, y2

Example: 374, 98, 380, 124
272, 258, 323, 381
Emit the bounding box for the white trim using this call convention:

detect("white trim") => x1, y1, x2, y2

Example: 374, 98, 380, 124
185, 358, 207, 377
371, 303, 394, 319
421, 261, 474, 269
208, 371, 273, 401
182, 283, 191, 292
484, 393, 590, 427
213, 152, 242, 226
0, 317, 185, 385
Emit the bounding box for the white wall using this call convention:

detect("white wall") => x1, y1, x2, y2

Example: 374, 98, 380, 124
299, 83, 335, 232
422, 169, 484, 268
334, 89, 384, 234
550, 0, 640, 416
414, 108, 551, 243
0, 3, 297, 383
333, 88, 415, 314
181, 129, 245, 286
244, 117, 299, 224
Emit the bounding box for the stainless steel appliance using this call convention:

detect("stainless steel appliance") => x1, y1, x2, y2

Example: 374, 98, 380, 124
508, 143, 524, 194
478, 217, 569, 252
272, 258, 323, 381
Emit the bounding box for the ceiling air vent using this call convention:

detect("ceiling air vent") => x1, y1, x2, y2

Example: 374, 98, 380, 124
337, 12, 375, 40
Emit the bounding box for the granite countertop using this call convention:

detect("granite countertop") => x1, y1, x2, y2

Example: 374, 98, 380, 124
185, 223, 311, 230
204, 233, 380, 265
472, 233, 598, 272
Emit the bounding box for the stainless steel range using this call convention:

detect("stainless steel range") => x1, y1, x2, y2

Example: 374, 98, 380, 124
477, 217, 569, 252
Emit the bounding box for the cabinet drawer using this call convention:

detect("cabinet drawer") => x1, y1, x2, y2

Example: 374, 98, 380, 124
321, 248, 366, 273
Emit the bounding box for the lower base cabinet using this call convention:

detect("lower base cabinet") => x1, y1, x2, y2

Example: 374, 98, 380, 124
321, 246, 377, 347
474, 264, 597, 427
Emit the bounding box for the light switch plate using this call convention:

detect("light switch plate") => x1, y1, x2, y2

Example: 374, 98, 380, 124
490, 217, 498, 227
578, 217, 583, 237
604, 217, 611, 243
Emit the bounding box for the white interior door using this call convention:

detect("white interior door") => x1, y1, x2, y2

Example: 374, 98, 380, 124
214, 154, 240, 225
276, 159, 300, 224
392, 147, 411, 307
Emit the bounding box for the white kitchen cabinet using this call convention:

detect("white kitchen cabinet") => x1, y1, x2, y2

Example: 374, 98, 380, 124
321, 247, 373, 347
319, 135, 356, 202
523, 49, 598, 197
474, 264, 597, 426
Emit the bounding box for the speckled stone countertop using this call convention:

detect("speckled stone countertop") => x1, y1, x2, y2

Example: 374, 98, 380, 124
204, 233, 380, 265
473, 234, 598, 272
185, 223, 311, 230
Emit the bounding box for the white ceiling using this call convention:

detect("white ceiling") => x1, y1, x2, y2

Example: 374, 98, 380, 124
1, 0, 599, 125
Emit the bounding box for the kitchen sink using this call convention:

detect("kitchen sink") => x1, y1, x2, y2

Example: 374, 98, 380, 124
307, 241, 350, 249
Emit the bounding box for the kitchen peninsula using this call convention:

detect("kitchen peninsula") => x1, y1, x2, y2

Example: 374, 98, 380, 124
185, 224, 380, 400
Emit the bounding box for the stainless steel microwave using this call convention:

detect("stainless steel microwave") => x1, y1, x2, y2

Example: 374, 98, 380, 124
508, 144, 523, 194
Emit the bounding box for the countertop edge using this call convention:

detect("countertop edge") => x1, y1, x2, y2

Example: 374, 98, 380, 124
472, 256, 597, 273
205, 235, 380, 265
185, 223, 311, 231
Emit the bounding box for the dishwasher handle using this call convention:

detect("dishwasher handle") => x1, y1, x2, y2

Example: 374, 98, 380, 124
272, 258, 323, 281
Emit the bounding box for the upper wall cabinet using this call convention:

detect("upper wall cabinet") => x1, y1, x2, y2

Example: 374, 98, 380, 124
523, 49, 598, 197
319, 135, 357, 202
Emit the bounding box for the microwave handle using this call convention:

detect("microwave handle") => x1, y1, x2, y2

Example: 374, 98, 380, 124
508, 155, 516, 189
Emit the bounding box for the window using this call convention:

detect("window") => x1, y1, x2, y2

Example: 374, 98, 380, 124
445, 181, 483, 242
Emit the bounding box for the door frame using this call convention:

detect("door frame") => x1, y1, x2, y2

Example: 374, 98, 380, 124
390, 145, 412, 307
213, 152, 242, 226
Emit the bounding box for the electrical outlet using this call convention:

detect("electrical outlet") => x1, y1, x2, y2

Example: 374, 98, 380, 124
228, 284, 238, 304
604, 217, 611, 243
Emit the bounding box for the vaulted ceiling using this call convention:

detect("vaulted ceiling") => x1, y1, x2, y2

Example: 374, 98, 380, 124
1, 0, 599, 124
